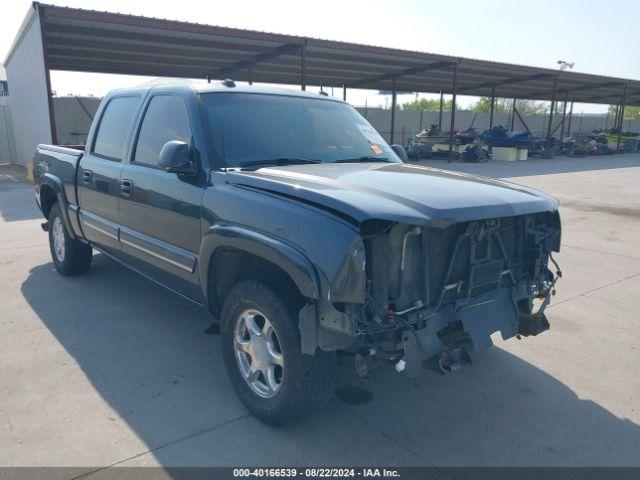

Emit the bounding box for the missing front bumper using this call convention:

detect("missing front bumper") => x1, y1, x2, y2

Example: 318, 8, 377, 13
401, 286, 549, 380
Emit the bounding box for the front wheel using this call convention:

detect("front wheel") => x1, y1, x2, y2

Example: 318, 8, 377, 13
48, 203, 92, 276
221, 280, 336, 426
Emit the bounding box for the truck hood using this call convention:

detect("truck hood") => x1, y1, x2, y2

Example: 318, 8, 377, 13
226, 162, 558, 226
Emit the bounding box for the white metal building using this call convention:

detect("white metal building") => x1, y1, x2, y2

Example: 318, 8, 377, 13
0, 64, 17, 164
4, 4, 53, 167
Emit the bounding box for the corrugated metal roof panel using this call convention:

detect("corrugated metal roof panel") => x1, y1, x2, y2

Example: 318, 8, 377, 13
12, 2, 640, 106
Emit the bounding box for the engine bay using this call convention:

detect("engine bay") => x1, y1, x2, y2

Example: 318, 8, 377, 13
347, 211, 562, 377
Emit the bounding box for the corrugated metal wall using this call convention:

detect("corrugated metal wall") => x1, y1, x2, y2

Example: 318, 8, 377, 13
53, 96, 101, 146
4, 10, 52, 167
0, 97, 17, 163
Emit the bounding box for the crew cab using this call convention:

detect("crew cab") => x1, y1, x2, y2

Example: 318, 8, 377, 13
34, 82, 562, 425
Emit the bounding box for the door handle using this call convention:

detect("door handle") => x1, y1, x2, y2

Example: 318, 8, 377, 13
120, 179, 133, 197
82, 170, 92, 183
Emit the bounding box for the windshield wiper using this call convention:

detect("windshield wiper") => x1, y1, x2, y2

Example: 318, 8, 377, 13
334, 156, 391, 163
238, 157, 322, 169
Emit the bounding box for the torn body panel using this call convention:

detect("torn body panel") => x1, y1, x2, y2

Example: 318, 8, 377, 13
351, 211, 561, 378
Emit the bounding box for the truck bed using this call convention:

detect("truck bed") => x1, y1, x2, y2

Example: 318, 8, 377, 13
34, 144, 84, 216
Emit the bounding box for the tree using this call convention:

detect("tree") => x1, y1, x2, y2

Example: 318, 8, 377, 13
473, 97, 511, 114
399, 98, 466, 111
472, 97, 547, 115
518, 100, 549, 116
607, 104, 640, 119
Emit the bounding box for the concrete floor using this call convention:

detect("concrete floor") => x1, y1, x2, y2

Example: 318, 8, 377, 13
1, 156, 639, 471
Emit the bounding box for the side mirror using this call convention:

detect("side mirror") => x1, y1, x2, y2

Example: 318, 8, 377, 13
158, 140, 195, 175
391, 144, 408, 162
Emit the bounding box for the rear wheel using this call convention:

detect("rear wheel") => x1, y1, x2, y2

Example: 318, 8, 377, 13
221, 280, 336, 426
48, 203, 92, 276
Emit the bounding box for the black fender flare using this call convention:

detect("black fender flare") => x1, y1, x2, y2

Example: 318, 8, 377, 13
198, 224, 321, 305
39, 174, 77, 239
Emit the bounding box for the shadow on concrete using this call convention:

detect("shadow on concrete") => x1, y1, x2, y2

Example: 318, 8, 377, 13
414, 154, 640, 179
20, 255, 640, 468
0, 164, 41, 222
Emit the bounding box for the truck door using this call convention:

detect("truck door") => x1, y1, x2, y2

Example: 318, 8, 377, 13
77, 94, 141, 253
117, 93, 204, 302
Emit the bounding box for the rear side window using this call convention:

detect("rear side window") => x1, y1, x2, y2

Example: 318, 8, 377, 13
134, 95, 192, 168
92, 96, 140, 161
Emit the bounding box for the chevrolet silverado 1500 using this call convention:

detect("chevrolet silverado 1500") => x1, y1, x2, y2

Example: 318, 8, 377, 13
34, 82, 561, 425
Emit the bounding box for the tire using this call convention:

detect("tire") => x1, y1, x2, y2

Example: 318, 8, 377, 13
48, 202, 92, 276
221, 280, 336, 426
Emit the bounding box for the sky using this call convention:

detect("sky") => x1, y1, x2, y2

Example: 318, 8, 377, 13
2, 0, 639, 113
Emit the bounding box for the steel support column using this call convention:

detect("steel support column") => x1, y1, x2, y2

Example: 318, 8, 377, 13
448, 62, 459, 162
567, 101, 574, 136
39, 8, 58, 145
617, 102, 624, 130
390, 79, 397, 144
617, 83, 628, 151
559, 93, 568, 142
510, 98, 516, 130
343, 85, 347, 101
438, 91, 444, 129
300, 40, 307, 91
546, 75, 558, 147
489, 86, 495, 128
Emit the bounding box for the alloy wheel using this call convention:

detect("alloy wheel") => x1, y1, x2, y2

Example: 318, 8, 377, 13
233, 309, 284, 398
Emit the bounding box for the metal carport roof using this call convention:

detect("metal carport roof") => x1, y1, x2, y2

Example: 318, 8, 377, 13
4, 2, 639, 161
7, 2, 639, 107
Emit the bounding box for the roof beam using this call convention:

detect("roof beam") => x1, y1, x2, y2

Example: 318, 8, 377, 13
524, 80, 625, 100
45, 43, 259, 67
216, 43, 301, 77
46, 36, 267, 63
566, 80, 624, 93
580, 89, 639, 104
48, 57, 372, 85
42, 4, 299, 45
347, 61, 454, 88
457, 72, 553, 94
44, 24, 285, 56
47, 50, 235, 70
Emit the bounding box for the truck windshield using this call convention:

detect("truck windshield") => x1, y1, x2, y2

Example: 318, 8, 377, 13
201, 92, 401, 168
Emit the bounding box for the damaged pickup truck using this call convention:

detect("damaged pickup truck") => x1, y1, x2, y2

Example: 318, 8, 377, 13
34, 82, 561, 425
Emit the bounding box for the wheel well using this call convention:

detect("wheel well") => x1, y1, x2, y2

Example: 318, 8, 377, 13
40, 185, 58, 218
207, 248, 305, 318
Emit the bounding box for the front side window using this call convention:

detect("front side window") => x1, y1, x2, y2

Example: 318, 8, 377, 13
92, 96, 140, 161
201, 93, 401, 168
134, 95, 192, 168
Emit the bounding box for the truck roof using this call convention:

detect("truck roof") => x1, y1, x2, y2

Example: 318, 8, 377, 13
106, 81, 343, 102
